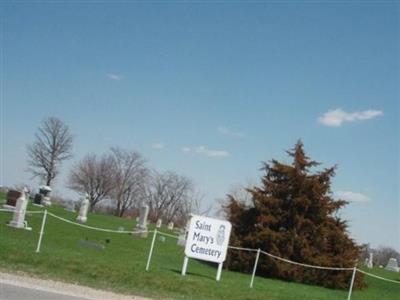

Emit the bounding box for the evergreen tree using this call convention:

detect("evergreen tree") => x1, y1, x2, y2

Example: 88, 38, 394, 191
225, 140, 364, 289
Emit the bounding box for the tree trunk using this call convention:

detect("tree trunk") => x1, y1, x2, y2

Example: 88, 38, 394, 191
46, 174, 52, 186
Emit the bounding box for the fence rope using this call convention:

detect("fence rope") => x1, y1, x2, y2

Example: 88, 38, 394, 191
47, 212, 149, 234
157, 231, 180, 239
259, 249, 354, 271
356, 268, 400, 284
0, 208, 43, 214
228, 245, 259, 252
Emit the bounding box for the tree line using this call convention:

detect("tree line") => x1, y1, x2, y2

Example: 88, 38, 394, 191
27, 117, 203, 225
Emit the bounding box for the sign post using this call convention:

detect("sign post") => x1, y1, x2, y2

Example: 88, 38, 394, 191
182, 256, 189, 276
216, 262, 223, 281
183, 215, 232, 281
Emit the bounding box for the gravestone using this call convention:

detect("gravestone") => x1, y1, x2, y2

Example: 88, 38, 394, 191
167, 222, 174, 230
364, 258, 369, 267
177, 234, 186, 247
178, 219, 190, 246
385, 258, 399, 272
158, 236, 166, 242
78, 239, 105, 251
76, 194, 90, 223
8, 187, 31, 230
41, 186, 52, 206
135, 204, 149, 238
33, 193, 44, 206
367, 253, 373, 269
117, 226, 125, 232
33, 185, 52, 206
156, 219, 162, 228
3, 189, 21, 209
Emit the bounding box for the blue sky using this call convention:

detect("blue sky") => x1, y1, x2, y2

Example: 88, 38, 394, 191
1, 2, 399, 250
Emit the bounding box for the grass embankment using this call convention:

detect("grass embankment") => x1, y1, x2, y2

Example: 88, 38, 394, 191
0, 192, 399, 300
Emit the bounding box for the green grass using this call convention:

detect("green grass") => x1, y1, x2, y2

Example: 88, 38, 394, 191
0, 192, 399, 299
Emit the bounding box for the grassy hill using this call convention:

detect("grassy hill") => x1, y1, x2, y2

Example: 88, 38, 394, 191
0, 192, 399, 300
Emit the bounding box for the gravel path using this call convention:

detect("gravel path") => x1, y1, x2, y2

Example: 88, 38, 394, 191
1, 283, 89, 300
0, 271, 153, 300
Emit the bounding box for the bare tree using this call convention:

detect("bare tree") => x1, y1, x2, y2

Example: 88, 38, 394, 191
27, 117, 73, 186
228, 181, 257, 205
67, 153, 115, 211
174, 189, 213, 226
215, 183, 254, 218
110, 148, 148, 217
146, 171, 197, 225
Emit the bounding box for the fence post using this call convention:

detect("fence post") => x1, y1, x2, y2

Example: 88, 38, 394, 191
182, 256, 189, 276
347, 267, 357, 300
35, 209, 47, 253
216, 262, 223, 281
250, 248, 261, 288
146, 229, 157, 271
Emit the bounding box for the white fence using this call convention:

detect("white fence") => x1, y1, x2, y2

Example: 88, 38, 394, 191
1, 208, 399, 300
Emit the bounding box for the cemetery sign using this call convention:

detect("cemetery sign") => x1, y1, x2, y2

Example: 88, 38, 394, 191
184, 215, 232, 264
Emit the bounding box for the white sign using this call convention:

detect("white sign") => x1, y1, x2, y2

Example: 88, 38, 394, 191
184, 215, 232, 263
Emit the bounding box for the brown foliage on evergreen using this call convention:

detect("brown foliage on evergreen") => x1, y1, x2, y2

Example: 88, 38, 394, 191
224, 141, 364, 289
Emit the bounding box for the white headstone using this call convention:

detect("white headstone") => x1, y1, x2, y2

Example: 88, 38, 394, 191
156, 219, 162, 228
177, 234, 186, 247
385, 258, 399, 272
135, 204, 149, 237
367, 253, 373, 269
76, 194, 90, 223
8, 187, 31, 230
167, 222, 174, 230
364, 258, 369, 266
177, 219, 190, 247
40, 185, 52, 206
158, 236, 166, 242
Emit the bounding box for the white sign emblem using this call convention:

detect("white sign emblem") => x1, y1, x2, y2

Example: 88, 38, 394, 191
184, 215, 232, 263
